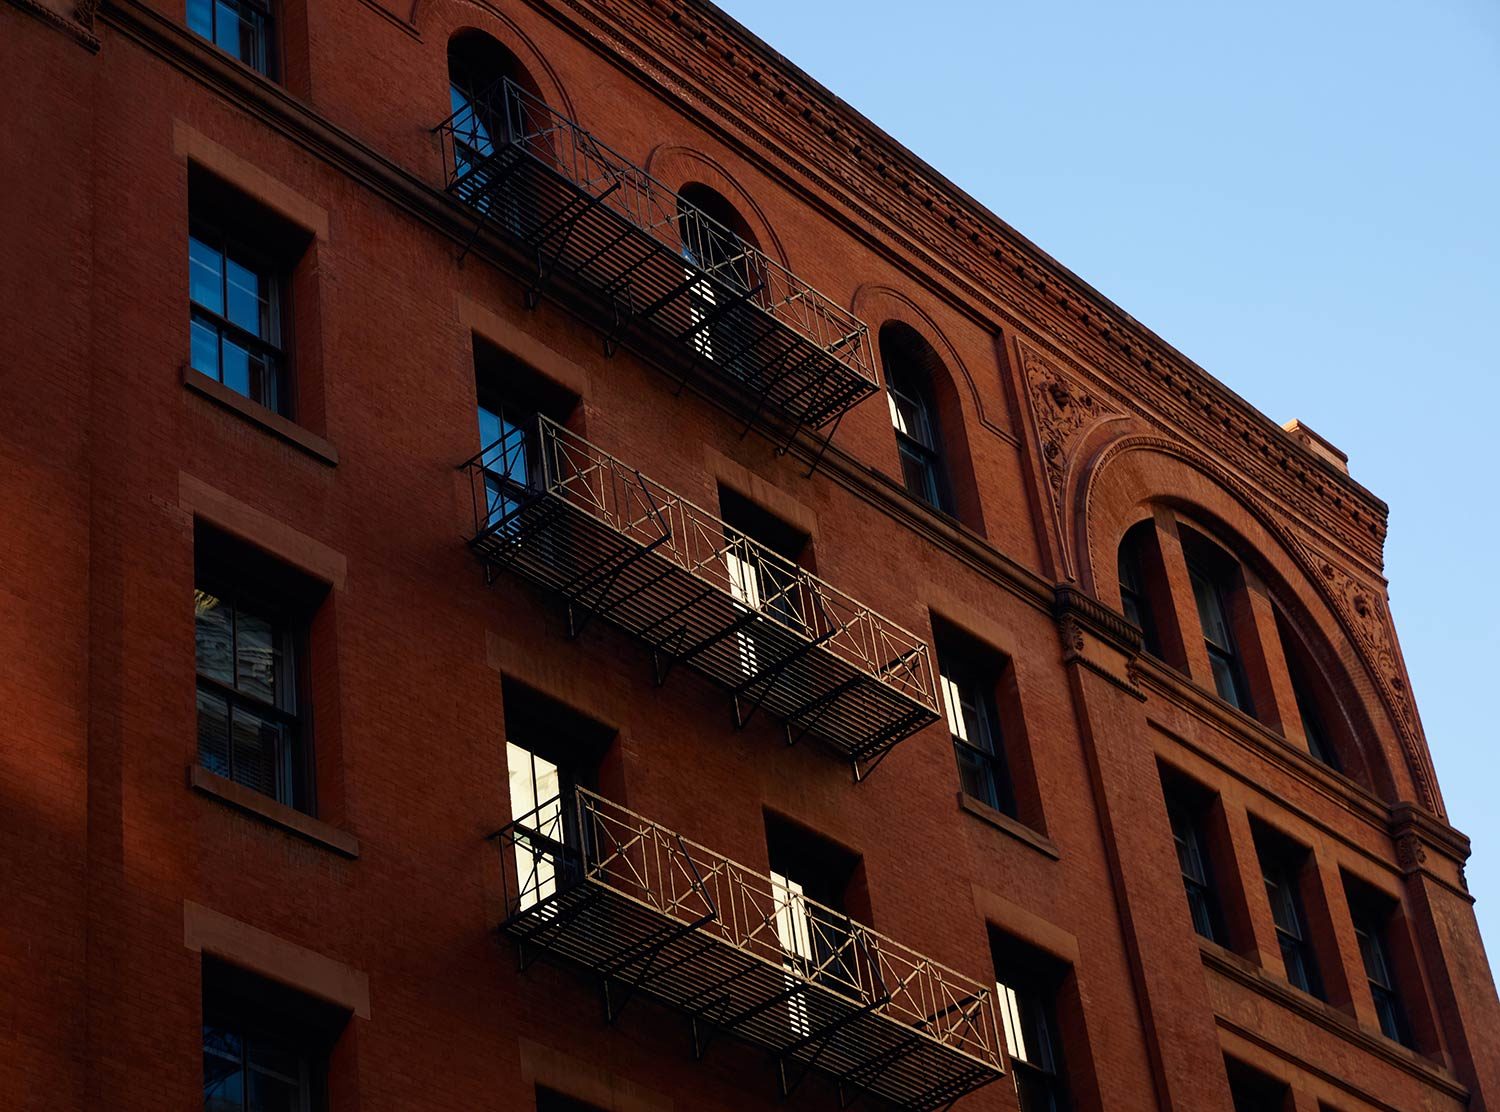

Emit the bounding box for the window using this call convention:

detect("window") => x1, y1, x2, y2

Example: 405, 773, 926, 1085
885, 357, 947, 512
1184, 542, 1253, 713
765, 814, 870, 1036
936, 629, 1017, 818
1254, 827, 1323, 999
188, 169, 312, 420
189, 227, 284, 414
202, 959, 345, 1112
1345, 880, 1413, 1046
676, 184, 763, 374
502, 680, 611, 912
1224, 1056, 1290, 1112
1161, 775, 1225, 944
536, 1091, 604, 1112
992, 932, 1071, 1112
194, 528, 322, 814
188, 0, 275, 77
1275, 609, 1344, 773
718, 487, 812, 676
447, 33, 528, 181
1117, 520, 1165, 657
472, 339, 579, 531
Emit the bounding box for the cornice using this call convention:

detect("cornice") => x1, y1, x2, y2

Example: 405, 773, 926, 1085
540, 0, 1389, 569
6, 0, 101, 48
1202, 943, 1468, 1104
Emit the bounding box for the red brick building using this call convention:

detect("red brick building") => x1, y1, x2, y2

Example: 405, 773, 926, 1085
3, 0, 1496, 1109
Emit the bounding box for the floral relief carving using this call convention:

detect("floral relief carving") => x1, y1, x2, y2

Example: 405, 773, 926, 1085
1019, 344, 1117, 536
1395, 832, 1429, 872
1306, 547, 1439, 810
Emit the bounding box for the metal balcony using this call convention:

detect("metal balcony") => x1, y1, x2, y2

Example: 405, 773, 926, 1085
463, 418, 940, 774
494, 789, 1004, 1109
434, 80, 878, 449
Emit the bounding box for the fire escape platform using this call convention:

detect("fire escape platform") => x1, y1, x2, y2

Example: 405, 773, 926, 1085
496, 791, 1004, 1111
436, 81, 879, 440
465, 419, 940, 769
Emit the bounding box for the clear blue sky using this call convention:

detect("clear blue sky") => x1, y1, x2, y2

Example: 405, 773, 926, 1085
713, 0, 1500, 952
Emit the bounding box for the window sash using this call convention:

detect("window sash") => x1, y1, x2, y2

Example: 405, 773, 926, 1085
1264, 867, 1320, 995
188, 0, 275, 76
189, 231, 285, 412
202, 1021, 311, 1112
1169, 803, 1220, 942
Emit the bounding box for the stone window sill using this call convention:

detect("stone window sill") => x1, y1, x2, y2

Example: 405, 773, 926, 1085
183, 367, 339, 466
190, 765, 359, 858
957, 792, 1060, 860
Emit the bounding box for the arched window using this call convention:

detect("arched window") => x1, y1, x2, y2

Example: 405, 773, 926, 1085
445, 31, 544, 210
879, 323, 951, 514
1180, 529, 1255, 714
1273, 607, 1352, 774
1117, 519, 1167, 659
675, 184, 763, 368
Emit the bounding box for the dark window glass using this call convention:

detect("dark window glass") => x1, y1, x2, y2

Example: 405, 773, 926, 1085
189, 230, 284, 413
1117, 524, 1164, 656
1352, 904, 1412, 1046
187, 0, 275, 76
996, 979, 1069, 1112
886, 362, 948, 512
476, 401, 532, 530
1166, 790, 1222, 943
202, 960, 343, 1112
1225, 1057, 1289, 1112
1260, 853, 1323, 998
938, 647, 1016, 817
1188, 561, 1253, 713
203, 1023, 310, 1112
1276, 612, 1343, 772
194, 588, 306, 811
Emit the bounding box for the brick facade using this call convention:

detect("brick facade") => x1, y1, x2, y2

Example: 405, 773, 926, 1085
2, 1, 1495, 1110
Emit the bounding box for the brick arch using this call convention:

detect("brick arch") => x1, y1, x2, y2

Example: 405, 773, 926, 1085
424, 3, 577, 121
850, 285, 992, 433
1075, 433, 1437, 812
642, 145, 790, 269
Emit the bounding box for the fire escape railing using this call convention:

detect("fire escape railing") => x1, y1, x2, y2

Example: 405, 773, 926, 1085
433, 79, 879, 449
493, 788, 1004, 1109
462, 417, 941, 773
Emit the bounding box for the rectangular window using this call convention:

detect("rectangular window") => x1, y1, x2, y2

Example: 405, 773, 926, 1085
1224, 1056, 1290, 1112
193, 528, 322, 814
501, 680, 611, 912
189, 229, 284, 413
188, 169, 314, 423
202, 959, 345, 1112
992, 932, 1071, 1112
718, 487, 814, 678
936, 638, 1017, 818
765, 814, 869, 1036
195, 589, 306, 809
1117, 524, 1164, 657
472, 339, 580, 531
1254, 828, 1323, 999
1162, 776, 1225, 944
1346, 879, 1413, 1046
187, 0, 276, 77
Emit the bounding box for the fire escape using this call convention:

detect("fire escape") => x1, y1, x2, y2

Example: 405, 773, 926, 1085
434, 79, 879, 462
494, 788, 1005, 1109
462, 418, 941, 775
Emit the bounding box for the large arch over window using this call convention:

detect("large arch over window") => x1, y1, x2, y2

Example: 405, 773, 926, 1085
878, 321, 982, 532
1077, 437, 1425, 805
